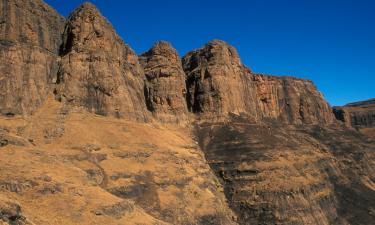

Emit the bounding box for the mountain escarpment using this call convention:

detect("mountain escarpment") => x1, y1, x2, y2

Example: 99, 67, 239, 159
0, 1, 374, 225
334, 99, 375, 128
0, 0, 65, 116
182, 40, 334, 124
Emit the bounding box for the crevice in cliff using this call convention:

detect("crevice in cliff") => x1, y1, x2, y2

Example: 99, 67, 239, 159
59, 25, 74, 56
143, 82, 154, 112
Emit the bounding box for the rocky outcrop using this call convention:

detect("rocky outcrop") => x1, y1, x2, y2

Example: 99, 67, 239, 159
54, 3, 149, 121
333, 107, 352, 127
182, 40, 335, 124
334, 99, 375, 127
140, 41, 188, 123
0, 0, 65, 116
0, 195, 33, 225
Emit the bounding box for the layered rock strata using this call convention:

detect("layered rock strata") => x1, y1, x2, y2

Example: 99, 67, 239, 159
182, 40, 335, 124
0, 1, 374, 225
54, 3, 149, 121
140, 41, 188, 123
0, 1, 336, 125
196, 115, 375, 225
0, 0, 65, 116
334, 99, 375, 127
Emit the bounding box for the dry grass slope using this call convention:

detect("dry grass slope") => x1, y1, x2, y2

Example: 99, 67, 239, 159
0, 97, 236, 225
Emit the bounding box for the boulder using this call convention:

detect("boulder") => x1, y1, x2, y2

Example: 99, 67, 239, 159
0, 195, 32, 225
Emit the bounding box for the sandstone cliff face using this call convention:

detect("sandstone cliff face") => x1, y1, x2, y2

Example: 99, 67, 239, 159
183, 40, 247, 115
140, 41, 188, 123
0, 0, 335, 125
54, 3, 149, 121
182, 40, 335, 124
0, 0, 65, 116
250, 74, 335, 124
334, 99, 375, 128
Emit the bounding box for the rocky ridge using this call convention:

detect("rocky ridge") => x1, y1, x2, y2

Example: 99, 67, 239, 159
0, 1, 374, 225
0, 1, 336, 125
182, 40, 335, 124
334, 99, 375, 128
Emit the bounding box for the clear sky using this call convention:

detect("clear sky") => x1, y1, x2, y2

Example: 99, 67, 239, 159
45, 0, 375, 106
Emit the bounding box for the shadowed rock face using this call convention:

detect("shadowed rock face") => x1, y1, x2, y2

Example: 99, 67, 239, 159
182, 40, 335, 124
0, 194, 33, 225
334, 99, 375, 127
140, 41, 188, 123
196, 115, 375, 225
0, 0, 65, 116
54, 3, 149, 121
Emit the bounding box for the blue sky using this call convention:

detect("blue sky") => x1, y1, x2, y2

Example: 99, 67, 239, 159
45, 0, 375, 106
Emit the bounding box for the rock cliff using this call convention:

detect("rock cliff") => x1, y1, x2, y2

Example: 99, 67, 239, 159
0, 1, 335, 125
54, 3, 149, 121
182, 40, 335, 124
140, 41, 188, 123
0, 0, 65, 116
0, 1, 374, 225
334, 99, 375, 128
183, 40, 247, 116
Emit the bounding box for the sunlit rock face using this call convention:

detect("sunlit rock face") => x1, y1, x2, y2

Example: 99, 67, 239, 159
334, 99, 375, 128
182, 40, 248, 116
55, 3, 150, 121
0, 0, 65, 116
182, 40, 374, 225
140, 41, 188, 123
0, 1, 374, 225
182, 40, 335, 124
